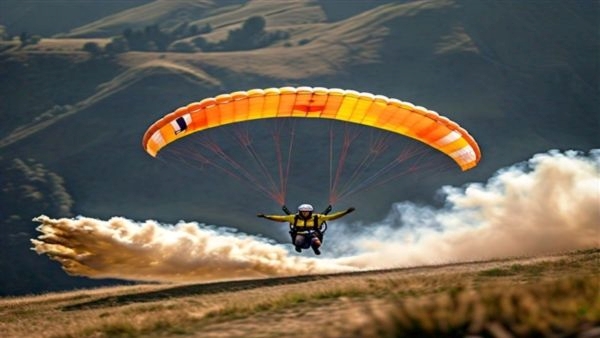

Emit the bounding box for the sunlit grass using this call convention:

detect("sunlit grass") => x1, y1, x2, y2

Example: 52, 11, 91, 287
1, 249, 598, 338
343, 275, 599, 338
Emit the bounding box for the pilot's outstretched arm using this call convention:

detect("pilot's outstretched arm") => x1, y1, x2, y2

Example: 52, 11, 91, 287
257, 214, 295, 222
321, 207, 355, 221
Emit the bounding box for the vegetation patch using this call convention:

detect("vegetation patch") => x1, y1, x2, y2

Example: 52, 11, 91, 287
345, 275, 600, 338
1, 249, 598, 338
478, 263, 545, 277
82, 16, 290, 56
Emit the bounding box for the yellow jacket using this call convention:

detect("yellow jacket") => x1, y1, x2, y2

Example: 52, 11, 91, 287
262, 209, 352, 232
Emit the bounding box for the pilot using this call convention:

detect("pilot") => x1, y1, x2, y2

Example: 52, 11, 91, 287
258, 204, 355, 255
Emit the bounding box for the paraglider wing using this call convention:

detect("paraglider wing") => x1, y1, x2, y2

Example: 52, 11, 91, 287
142, 87, 481, 171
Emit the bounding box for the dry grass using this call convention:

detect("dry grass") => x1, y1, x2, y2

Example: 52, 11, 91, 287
1, 249, 598, 338
342, 275, 598, 338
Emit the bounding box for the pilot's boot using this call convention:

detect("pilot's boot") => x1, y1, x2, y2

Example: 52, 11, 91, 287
311, 238, 321, 255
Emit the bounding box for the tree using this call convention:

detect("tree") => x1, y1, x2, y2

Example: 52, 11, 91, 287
144, 24, 170, 51
17, 32, 41, 46
192, 36, 209, 50
213, 15, 289, 51
105, 36, 128, 54
242, 16, 266, 35
122, 24, 173, 51
19, 32, 29, 46
188, 24, 199, 36
83, 42, 103, 55
0, 25, 8, 41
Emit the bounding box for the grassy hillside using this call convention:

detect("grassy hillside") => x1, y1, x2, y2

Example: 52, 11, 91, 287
60, 0, 219, 38
1, 0, 598, 295
59, 0, 324, 39
1, 249, 598, 337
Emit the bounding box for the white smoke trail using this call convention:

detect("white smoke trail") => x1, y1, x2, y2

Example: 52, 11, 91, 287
31, 216, 354, 282
31, 149, 599, 282
330, 149, 600, 268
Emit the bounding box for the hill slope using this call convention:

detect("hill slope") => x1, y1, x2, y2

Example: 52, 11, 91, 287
0, 0, 598, 296
1, 249, 598, 337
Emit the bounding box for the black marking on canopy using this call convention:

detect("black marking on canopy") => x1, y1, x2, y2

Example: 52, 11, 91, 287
174, 116, 188, 134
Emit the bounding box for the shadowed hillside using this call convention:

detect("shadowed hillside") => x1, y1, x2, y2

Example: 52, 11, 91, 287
0, 0, 598, 295
0, 0, 152, 36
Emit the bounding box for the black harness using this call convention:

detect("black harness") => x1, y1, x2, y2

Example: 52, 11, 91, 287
283, 205, 331, 245
290, 214, 325, 243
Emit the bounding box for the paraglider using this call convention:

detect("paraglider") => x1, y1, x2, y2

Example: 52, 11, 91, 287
257, 203, 355, 255
143, 87, 480, 170
142, 86, 481, 254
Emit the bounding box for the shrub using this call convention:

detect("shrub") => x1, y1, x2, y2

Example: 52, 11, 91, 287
298, 38, 311, 46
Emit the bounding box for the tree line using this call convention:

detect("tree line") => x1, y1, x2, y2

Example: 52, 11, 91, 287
1, 25, 42, 47
84, 16, 290, 56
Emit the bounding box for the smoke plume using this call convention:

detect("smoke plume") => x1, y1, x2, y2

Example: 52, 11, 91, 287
31, 216, 352, 282
331, 149, 599, 267
32, 149, 599, 282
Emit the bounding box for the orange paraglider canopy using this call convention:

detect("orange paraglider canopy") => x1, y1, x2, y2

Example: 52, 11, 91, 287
142, 87, 480, 171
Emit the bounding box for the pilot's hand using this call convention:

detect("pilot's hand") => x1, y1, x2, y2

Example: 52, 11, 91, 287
257, 214, 266, 218
347, 207, 356, 213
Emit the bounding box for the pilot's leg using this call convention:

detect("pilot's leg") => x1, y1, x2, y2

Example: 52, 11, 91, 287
311, 236, 321, 255
294, 234, 305, 252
